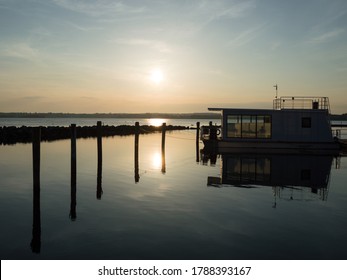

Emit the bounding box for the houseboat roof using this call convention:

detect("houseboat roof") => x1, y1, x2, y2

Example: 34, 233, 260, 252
208, 96, 331, 113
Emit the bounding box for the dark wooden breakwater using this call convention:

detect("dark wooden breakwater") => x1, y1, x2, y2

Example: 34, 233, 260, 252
0, 123, 190, 145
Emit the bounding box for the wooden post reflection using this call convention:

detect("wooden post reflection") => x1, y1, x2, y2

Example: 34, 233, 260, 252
97, 121, 103, 199
196, 122, 200, 163
134, 122, 140, 183
70, 124, 77, 220
161, 123, 166, 174
31, 127, 41, 253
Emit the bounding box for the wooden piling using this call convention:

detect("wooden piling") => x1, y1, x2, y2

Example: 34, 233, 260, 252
196, 122, 200, 144
161, 123, 166, 174
97, 121, 102, 163
32, 127, 41, 191
96, 163, 102, 199
71, 124, 77, 183
97, 121, 103, 199
31, 127, 41, 253
196, 122, 200, 163
70, 124, 77, 220
134, 122, 140, 182
70, 183, 77, 220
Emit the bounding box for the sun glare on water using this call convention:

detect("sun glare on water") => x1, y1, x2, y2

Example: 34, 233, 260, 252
147, 118, 167, 126
152, 152, 162, 170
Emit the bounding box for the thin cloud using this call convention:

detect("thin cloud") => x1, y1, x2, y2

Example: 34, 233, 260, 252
20, 96, 45, 101
309, 28, 345, 44
65, 21, 103, 32
52, 0, 145, 17
198, 0, 256, 22
1, 42, 39, 60
114, 38, 173, 53
227, 23, 267, 47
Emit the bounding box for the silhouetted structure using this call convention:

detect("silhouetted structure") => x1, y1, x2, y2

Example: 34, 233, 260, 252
202, 96, 343, 153
161, 123, 166, 174
196, 122, 200, 163
97, 122, 103, 199
31, 127, 41, 253
70, 124, 77, 220
134, 122, 140, 183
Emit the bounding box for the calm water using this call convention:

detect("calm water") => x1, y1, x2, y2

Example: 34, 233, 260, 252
1, 130, 347, 260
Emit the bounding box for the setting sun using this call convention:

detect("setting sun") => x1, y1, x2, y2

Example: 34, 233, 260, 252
150, 69, 164, 84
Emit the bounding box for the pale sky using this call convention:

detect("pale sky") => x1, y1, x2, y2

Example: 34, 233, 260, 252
0, 0, 347, 113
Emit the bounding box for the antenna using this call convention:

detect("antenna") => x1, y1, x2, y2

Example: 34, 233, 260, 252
273, 84, 278, 98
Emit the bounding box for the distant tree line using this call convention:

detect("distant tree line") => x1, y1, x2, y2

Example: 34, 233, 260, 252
0, 112, 221, 119
2, 112, 347, 120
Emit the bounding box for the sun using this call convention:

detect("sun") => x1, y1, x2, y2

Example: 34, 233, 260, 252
150, 69, 164, 84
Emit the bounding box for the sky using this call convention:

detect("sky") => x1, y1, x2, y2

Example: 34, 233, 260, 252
0, 0, 347, 113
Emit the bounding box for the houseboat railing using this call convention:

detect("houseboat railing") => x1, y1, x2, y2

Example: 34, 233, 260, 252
273, 96, 330, 113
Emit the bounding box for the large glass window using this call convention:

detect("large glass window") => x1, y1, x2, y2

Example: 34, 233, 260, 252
257, 115, 272, 138
227, 115, 241, 138
241, 115, 257, 138
226, 157, 271, 184
226, 114, 272, 139
241, 158, 257, 182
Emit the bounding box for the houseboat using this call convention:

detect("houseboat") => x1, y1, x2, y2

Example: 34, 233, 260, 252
201, 96, 341, 154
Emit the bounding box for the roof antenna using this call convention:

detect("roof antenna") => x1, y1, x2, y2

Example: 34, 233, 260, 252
273, 84, 278, 98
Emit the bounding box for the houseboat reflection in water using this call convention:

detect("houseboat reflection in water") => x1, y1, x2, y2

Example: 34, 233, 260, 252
203, 151, 336, 205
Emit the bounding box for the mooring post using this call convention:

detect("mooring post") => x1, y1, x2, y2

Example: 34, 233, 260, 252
31, 127, 41, 253
161, 123, 166, 174
96, 121, 103, 199
196, 122, 200, 144
196, 122, 200, 163
32, 127, 41, 191
71, 124, 77, 181
134, 122, 140, 183
97, 121, 102, 163
70, 124, 77, 220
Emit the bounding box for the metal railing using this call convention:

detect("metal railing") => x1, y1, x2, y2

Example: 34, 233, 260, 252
273, 96, 330, 112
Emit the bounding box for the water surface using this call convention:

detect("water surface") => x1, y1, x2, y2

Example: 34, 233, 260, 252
0, 130, 347, 260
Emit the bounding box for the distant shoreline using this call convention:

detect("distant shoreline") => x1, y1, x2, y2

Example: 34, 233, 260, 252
0, 112, 221, 119
1, 112, 346, 120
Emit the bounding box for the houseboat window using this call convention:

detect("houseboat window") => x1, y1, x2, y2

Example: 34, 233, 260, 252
241, 158, 256, 181
302, 117, 311, 128
227, 115, 241, 138
257, 115, 272, 138
227, 158, 241, 181
256, 158, 271, 182
242, 115, 256, 138
226, 114, 272, 138
226, 157, 271, 183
